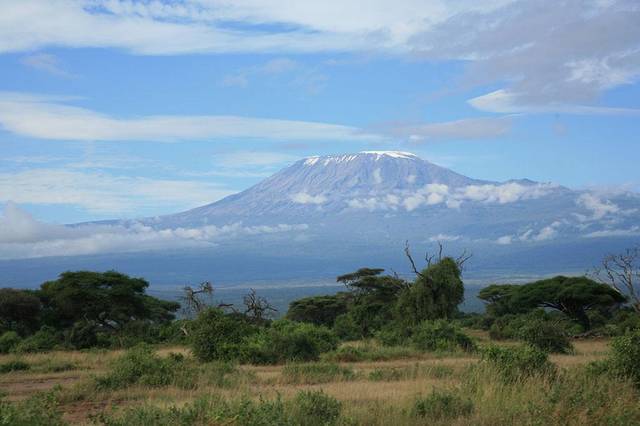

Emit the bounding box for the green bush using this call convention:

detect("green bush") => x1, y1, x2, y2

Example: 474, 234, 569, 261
411, 389, 473, 420
95, 345, 197, 390
242, 320, 339, 364
603, 310, 640, 336
0, 391, 65, 426
290, 390, 342, 426
13, 327, 61, 353
190, 308, 257, 362
0, 331, 20, 354
518, 319, 574, 354
609, 330, 640, 386
375, 322, 412, 346
281, 363, 355, 384
482, 344, 556, 381
409, 320, 475, 352
64, 320, 99, 349
0, 359, 30, 374
332, 313, 361, 341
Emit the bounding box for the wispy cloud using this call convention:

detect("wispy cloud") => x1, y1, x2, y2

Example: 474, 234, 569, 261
383, 116, 512, 142
0, 168, 235, 215
0, 92, 381, 142
413, 1, 640, 113
0, 202, 309, 259
20, 53, 73, 77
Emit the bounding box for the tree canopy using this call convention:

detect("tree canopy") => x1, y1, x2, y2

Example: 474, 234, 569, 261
478, 276, 626, 329
38, 271, 179, 331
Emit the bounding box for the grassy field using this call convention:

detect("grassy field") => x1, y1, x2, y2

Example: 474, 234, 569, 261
0, 332, 636, 425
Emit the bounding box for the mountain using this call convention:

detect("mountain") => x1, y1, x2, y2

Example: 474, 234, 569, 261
155, 151, 487, 226
2, 151, 639, 287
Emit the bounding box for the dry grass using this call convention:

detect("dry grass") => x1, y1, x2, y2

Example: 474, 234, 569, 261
0, 334, 626, 425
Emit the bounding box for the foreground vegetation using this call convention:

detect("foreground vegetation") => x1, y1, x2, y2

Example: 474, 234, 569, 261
1, 245, 639, 424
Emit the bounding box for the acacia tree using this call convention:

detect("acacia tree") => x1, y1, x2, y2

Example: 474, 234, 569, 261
508, 276, 626, 329
0, 288, 41, 334
336, 268, 408, 336
591, 247, 640, 314
38, 271, 179, 332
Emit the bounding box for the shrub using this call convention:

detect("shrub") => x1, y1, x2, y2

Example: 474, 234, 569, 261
0, 359, 30, 374
518, 319, 574, 354
0, 331, 20, 354
190, 308, 257, 362
332, 313, 362, 341
409, 320, 475, 352
290, 390, 342, 426
375, 322, 411, 346
64, 320, 99, 349
411, 389, 473, 420
482, 344, 555, 381
0, 391, 65, 426
281, 363, 355, 384
95, 344, 197, 390
242, 320, 339, 364
14, 327, 61, 353
609, 330, 640, 386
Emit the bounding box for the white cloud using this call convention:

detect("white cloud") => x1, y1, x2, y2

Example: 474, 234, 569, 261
577, 193, 620, 220
457, 182, 555, 204
392, 116, 512, 142
0, 168, 235, 215
584, 226, 640, 238
415, 1, 640, 112
0, 203, 309, 260
496, 221, 562, 244
428, 234, 461, 242
0, 92, 382, 142
532, 221, 562, 241
0, 1, 508, 55
496, 235, 513, 245
291, 192, 328, 205
349, 181, 557, 212
20, 53, 72, 77
214, 151, 298, 168
469, 89, 640, 116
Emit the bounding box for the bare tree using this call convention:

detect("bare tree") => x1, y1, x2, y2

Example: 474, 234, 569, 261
181, 281, 214, 318
243, 288, 277, 324
404, 240, 472, 278
591, 247, 640, 313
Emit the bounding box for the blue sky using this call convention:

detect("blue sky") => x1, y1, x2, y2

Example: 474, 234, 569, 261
1, 0, 639, 224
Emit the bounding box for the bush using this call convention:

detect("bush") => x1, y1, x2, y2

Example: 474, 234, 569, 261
281, 363, 355, 384
242, 320, 339, 364
375, 322, 411, 346
609, 330, 640, 386
0, 359, 30, 374
482, 344, 555, 381
0, 331, 20, 354
409, 320, 475, 352
518, 319, 574, 354
411, 389, 473, 420
64, 320, 99, 349
332, 313, 361, 341
14, 327, 61, 353
95, 344, 197, 390
0, 391, 64, 426
290, 390, 341, 426
190, 308, 257, 362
